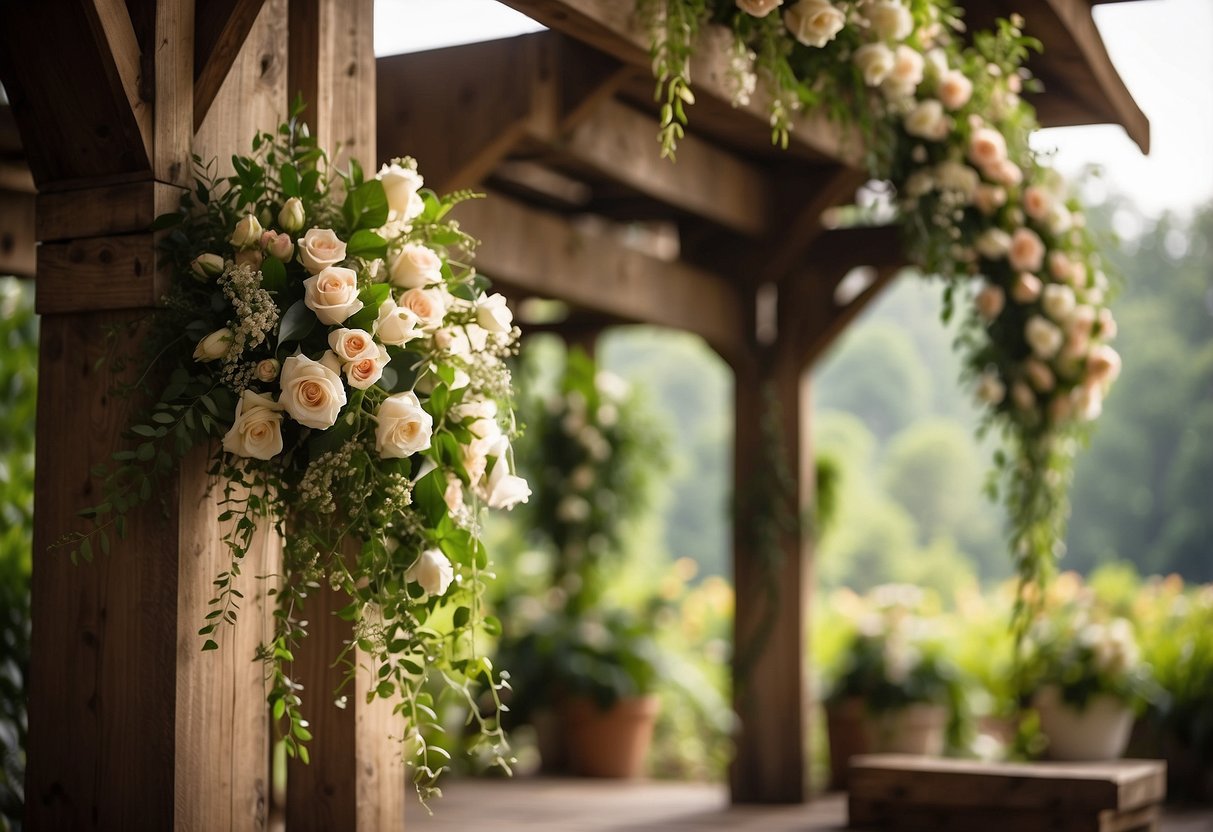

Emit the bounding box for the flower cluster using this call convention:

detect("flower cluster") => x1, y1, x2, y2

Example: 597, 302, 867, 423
641, 0, 1123, 621
75, 111, 525, 798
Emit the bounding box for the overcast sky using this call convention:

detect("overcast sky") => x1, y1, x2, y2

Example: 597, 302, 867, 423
374, 0, 1213, 220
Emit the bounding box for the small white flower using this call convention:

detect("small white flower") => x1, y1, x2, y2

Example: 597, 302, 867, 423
406, 548, 454, 596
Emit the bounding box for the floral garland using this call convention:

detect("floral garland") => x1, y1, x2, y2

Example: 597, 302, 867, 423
640, 0, 1122, 629
66, 111, 528, 798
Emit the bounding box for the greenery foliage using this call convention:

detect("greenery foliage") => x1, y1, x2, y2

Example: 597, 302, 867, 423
0, 278, 34, 831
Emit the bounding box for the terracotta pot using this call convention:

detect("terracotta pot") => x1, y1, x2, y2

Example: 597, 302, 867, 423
1033, 686, 1134, 761
826, 697, 948, 790
561, 695, 660, 778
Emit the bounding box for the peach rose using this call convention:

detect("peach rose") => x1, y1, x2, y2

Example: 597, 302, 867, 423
737, 0, 783, 16
938, 70, 973, 110
303, 266, 363, 325
1008, 227, 1045, 272
1011, 272, 1042, 304
297, 228, 347, 274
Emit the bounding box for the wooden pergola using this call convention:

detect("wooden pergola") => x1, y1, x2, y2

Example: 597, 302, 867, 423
0, 0, 1146, 829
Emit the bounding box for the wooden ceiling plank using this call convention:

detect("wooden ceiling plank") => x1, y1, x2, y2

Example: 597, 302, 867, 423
456, 188, 746, 363
539, 97, 772, 236
193, 0, 268, 130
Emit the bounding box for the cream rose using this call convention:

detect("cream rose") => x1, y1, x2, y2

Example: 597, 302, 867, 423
975, 283, 1005, 322
935, 160, 978, 201
1098, 308, 1117, 340
389, 243, 443, 289
374, 391, 433, 458
193, 328, 232, 362
976, 371, 1005, 406
406, 548, 454, 597
327, 328, 378, 363
1025, 316, 1063, 360
882, 45, 924, 98
235, 248, 263, 270
737, 0, 783, 16
974, 184, 1007, 216
1022, 185, 1053, 221
278, 196, 305, 233
476, 293, 514, 333
443, 473, 465, 514
867, 0, 913, 41
1042, 283, 1076, 323
399, 287, 447, 328
297, 228, 347, 275
967, 127, 1007, 171
303, 266, 363, 326
1072, 383, 1103, 422
374, 297, 421, 347
975, 228, 1011, 260
854, 42, 895, 87
1085, 344, 1121, 390
345, 346, 389, 391
229, 214, 263, 248
1011, 272, 1042, 303
938, 70, 973, 110
280, 353, 347, 429
377, 162, 425, 222
255, 358, 280, 383
1011, 381, 1036, 411
784, 0, 846, 48
222, 389, 284, 460
1025, 358, 1055, 393
993, 159, 1023, 187
904, 99, 949, 141
1008, 227, 1045, 272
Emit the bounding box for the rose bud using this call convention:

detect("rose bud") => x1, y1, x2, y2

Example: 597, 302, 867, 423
235, 248, 263, 270
255, 358, 280, 382
190, 253, 225, 281
261, 230, 294, 261
193, 328, 233, 362
279, 197, 306, 233
229, 213, 263, 249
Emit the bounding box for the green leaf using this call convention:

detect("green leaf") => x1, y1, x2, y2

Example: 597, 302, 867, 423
379, 348, 423, 394
202, 639, 219, 651
342, 179, 389, 231
483, 616, 502, 637
344, 283, 392, 332
151, 212, 183, 231
277, 299, 316, 347
280, 164, 300, 198
272, 698, 286, 721
453, 607, 470, 629
261, 256, 287, 292
346, 229, 388, 259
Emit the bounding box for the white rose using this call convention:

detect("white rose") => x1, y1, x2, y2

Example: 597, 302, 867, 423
1048, 205, 1073, 236
938, 70, 973, 110
737, 0, 783, 16
1011, 272, 1042, 304
854, 42, 895, 87
345, 345, 389, 390
967, 127, 1007, 171
406, 548, 454, 597
975, 228, 1011, 260
1008, 227, 1045, 273
229, 213, 263, 248
975, 283, 1005, 322
784, 0, 846, 48
483, 441, 531, 510
327, 328, 378, 363
303, 266, 363, 325
193, 328, 232, 362
399, 287, 446, 328
374, 391, 433, 458
279, 353, 346, 429
375, 297, 422, 347
389, 243, 443, 289
278, 197, 305, 233
222, 389, 284, 460
904, 99, 949, 141
1042, 283, 1076, 323
475, 293, 514, 333
377, 162, 425, 222
1025, 316, 1063, 360
976, 371, 1005, 406
867, 0, 913, 41
882, 45, 924, 98
297, 228, 347, 274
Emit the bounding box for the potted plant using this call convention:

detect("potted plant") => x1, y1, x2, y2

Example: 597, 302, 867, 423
823, 585, 966, 789
1023, 605, 1156, 761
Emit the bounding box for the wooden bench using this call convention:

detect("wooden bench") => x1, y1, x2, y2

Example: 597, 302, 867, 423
848, 754, 1167, 832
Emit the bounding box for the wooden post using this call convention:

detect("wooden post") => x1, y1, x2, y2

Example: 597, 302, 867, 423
4, 0, 285, 828
728, 286, 814, 804
283, 1, 405, 829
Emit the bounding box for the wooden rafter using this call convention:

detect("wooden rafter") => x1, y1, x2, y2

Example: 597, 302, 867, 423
194, 0, 268, 129
82, 0, 153, 167
456, 189, 747, 363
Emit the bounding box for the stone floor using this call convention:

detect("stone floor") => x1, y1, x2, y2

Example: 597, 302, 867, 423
409, 777, 1213, 831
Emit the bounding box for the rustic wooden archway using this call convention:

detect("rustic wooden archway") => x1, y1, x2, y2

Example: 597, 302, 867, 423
0, 0, 1147, 827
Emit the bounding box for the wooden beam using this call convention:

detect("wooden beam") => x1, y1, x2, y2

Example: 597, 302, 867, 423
288, 0, 376, 169
36, 180, 183, 242
0, 188, 35, 278
457, 189, 747, 364
537, 98, 773, 237
0, 0, 154, 185
761, 167, 868, 284
34, 233, 161, 314
966, 0, 1149, 153
194, 0, 268, 130
780, 225, 907, 369
497, 0, 857, 164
